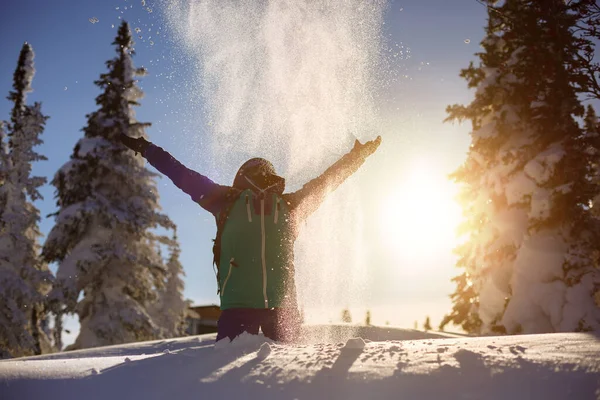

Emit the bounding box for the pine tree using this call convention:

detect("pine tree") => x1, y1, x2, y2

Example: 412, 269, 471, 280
42, 22, 174, 349
365, 310, 371, 326
440, 272, 482, 333
150, 232, 187, 338
444, 0, 600, 334
0, 43, 52, 358
423, 316, 432, 332
341, 308, 352, 323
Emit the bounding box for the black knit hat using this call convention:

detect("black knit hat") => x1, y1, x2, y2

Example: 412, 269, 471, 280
233, 158, 285, 193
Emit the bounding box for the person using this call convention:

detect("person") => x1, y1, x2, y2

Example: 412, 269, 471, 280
119, 133, 381, 342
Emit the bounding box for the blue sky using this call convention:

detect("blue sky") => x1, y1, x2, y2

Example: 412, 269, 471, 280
0, 0, 490, 336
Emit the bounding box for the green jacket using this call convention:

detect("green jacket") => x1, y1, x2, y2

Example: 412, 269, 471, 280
218, 190, 295, 309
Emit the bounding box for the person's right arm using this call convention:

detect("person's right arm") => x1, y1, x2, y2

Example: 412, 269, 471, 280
119, 134, 229, 215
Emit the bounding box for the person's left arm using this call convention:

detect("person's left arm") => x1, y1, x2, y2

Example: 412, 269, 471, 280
285, 136, 381, 221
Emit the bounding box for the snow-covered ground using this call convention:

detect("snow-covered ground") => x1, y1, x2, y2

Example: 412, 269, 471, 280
1, 325, 599, 400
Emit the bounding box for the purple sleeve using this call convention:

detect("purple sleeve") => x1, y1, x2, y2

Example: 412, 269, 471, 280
284, 143, 373, 222
144, 144, 230, 215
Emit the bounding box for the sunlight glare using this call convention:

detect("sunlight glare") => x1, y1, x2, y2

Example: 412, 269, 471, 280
379, 160, 461, 260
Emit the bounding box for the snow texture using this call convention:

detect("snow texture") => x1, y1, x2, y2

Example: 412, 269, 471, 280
0, 325, 598, 400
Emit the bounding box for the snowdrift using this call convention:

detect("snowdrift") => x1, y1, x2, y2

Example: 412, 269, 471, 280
1, 325, 598, 400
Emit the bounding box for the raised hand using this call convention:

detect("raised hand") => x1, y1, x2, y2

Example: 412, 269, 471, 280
119, 133, 150, 155
353, 135, 382, 157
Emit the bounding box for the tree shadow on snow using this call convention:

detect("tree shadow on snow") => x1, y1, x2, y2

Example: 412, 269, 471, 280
380, 349, 597, 400
3, 342, 254, 400
20, 334, 218, 361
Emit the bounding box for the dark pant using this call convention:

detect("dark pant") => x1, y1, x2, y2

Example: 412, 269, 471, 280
216, 308, 300, 343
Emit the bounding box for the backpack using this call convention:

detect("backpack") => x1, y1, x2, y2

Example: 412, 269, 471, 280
212, 187, 242, 294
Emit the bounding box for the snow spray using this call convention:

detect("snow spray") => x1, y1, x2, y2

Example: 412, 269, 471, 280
165, 0, 385, 341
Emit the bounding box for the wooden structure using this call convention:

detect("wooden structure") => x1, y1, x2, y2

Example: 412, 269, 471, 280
186, 305, 221, 335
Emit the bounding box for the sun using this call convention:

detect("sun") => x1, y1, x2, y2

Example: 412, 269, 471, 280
379, 160, 462, 259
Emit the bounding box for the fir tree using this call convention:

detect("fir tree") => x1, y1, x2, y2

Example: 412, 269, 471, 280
341, 308, 352, 323
42, 22, 175, 349
150, 231, 187, 338
0, 43, 52, 358
423, 316, 432, 332
444, 0, 600, 334
440, 272, 482, 333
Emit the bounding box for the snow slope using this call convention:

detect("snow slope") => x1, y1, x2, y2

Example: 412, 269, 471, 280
1, 325, 598, 400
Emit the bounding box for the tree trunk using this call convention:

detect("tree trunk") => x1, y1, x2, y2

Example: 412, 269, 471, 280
31, 305, 42, 355
54, 311, 63, 351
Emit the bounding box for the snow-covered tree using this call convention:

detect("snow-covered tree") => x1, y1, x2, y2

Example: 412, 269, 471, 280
423, 316, 432, 332
443, 0, 600, 334
42, 22, 174, 349
441, 10, 518, 334
341, 309, 352, 323
150, 232, 187, 338
0, 43, 52, 358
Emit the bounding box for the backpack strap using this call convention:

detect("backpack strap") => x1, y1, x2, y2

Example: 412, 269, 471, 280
213, 187, 242, 294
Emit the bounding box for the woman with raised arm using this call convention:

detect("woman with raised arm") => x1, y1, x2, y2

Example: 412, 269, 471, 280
120, 133, 381, 343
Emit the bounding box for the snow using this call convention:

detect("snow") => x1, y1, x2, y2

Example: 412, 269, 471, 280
524, 143, 565, 185
478, 272, 510, 328
502, 231, 600, 333
17, 43, 35, 97
75, 137, 108, 158
256, 342, 272, 359
343, 337, 366, 349
214, 331, 274, 350
1, 325, 598, 400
